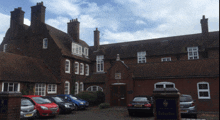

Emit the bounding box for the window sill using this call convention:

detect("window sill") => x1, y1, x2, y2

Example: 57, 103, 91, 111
65, 71, 71, 74
47, 92, 57, 94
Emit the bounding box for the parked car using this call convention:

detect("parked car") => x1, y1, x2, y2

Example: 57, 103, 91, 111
180, 94, 197, 118
42, 96, 75, 114
127, 96, 154, 116
57, 94, 89, 110
22, 95, 59, 118
20, 98, 37, 119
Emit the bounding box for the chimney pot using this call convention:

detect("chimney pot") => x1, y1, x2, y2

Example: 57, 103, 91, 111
200, 15, 208, 36
94, 28, 100, 49
67, 18, 80, 43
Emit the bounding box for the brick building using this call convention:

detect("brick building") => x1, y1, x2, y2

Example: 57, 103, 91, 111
0, 2, 219, 112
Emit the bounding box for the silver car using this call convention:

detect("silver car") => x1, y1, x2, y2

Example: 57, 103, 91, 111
180, 94, 197, 118
20, 98, 37, 119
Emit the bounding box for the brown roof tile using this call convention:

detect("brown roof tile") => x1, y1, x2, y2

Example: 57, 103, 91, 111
89, 32, 219, 61
0, 52, 60, 83
130, 58, 219, 79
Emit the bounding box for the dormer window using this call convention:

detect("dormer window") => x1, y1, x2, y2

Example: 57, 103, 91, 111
3, 44, 7, 52
43, 38, 48, 49
72, 42, 83, 56
84, 47, 89, 58
137, 51, 146, 63
187, 47, 199, 60
65, 59, 70, 73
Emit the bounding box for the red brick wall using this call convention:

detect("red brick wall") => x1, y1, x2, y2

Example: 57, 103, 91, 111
134, 77, 219, 111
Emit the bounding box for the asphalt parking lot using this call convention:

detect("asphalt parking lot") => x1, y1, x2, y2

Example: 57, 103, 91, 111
36, 107, 219, 120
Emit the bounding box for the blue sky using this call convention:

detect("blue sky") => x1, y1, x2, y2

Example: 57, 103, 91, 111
0, 0, 219, 46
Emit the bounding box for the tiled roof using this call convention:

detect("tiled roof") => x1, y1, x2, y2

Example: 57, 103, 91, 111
45, 24, 91, 62
0, 52, 60, 83
89, 31, 219, 61
130, 58, 219, 79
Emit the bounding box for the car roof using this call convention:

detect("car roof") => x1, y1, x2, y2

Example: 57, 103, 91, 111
181, 94, 192, 97
23, 95, 41, 98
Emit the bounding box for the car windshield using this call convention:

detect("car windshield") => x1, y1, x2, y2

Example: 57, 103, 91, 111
180, 95, 193, 102
21, 99, 33, 106
32, 97, 52, 104
133, 97, 148, 101
52, 97, 64, 102
69, 95, 78, 100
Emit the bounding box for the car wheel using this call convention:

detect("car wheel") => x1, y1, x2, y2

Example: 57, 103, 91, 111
75, 105, 79, 111
192, 114, 197, 119
59, 108, 62, 114
129, 112, 133, 116
36, 110, 40, 118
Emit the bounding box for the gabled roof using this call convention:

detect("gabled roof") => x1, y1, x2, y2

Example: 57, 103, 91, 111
131, 58, 219, 79
0, 52, 60, 83
89, 31, 219, 61
45, 24, 91, 62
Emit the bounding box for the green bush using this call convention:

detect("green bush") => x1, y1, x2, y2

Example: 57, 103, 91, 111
99, 103, 110, 109
95, 91, 105, 105
76, 91, 97, 105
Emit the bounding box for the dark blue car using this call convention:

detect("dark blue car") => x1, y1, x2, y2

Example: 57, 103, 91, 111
57, 94, 89, 110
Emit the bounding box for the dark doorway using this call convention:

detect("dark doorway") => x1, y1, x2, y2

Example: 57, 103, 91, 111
110, 85, 126, 106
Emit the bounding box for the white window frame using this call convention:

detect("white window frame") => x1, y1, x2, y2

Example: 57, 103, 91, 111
2, 82, 20, 92
75, 82, 79, 95
197, 82, 211, 99
47, 84, 57, 94
75, 62, 79, 74
86, 85, 103, 92
84, 47, 89, 58
161, 57, 171, 62
154, 82, 175, 89
96, 55, 104, 72
72, 43, 76, 54
79, 46, 82, 55
43, 38, 48, 49
187, 47, 199, 60
3, 44, 7, 52
65, 59, 70, 73
137, 51, 146, 63
80, 63, 84, 75
35, 83, 46, 96
85, 64, 89, 76
79, 82, 84, 92
64, 81, 70, 94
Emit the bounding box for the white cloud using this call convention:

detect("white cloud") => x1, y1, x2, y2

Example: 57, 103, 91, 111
100, 41, 110, 45
30, 0, 81, 17
135, 20, 146, 25
102, 29, 168, 43
0, 13, 10, 33
24, 18, 31, 26
46, 16, 69, 32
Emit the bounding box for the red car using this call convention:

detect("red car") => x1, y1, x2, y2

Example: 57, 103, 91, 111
23, 95, 59, 118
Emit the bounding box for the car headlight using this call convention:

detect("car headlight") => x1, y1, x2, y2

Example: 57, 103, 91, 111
80, 102, 84, 105
40, 106, 48, 110
65, 104, 70, 108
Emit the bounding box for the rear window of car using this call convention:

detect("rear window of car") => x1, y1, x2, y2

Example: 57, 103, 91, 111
32, 97, 52, 104
21, 99, 33, 106
52, 97, 64, 102
180, 95, 193, 102
133, 97, 148, 101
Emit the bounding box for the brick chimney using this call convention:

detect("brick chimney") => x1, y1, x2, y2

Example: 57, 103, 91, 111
68, 18, 80, 43
31, 2, 46, 31
94, 28, 100, 49
200, 15, 209, 36
10, 7, 25, 38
